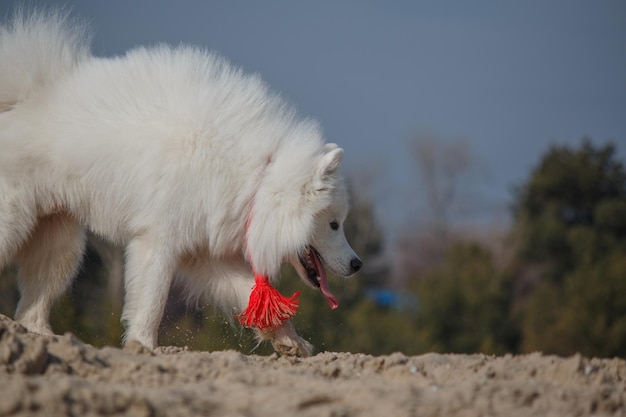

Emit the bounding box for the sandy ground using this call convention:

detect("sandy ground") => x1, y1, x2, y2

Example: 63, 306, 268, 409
0, 314, 625, 417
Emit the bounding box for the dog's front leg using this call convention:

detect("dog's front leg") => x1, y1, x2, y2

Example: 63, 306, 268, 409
257, 320, 313, 357
121, 236, 176, 349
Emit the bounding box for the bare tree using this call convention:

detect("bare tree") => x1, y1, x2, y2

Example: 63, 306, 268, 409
391, 133, 480, 285
408, 133, 474, 243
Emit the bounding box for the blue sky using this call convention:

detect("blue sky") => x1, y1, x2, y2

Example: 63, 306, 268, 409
2, 1, 625, 239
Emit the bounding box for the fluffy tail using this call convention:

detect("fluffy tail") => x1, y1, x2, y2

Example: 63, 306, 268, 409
0, 8, 91, 111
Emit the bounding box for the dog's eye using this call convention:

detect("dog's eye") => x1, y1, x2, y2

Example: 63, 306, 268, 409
330, 221, 339, 231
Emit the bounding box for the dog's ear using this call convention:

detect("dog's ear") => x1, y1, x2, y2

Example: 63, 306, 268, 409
318, 147, 344, 177
323, 143, 339, 153
313, 147, 343, 193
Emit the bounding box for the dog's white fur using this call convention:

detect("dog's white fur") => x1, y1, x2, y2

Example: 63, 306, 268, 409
0, 10, 361, 356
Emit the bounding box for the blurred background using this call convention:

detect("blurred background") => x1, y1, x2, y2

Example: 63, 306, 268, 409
1, 0, 625, 357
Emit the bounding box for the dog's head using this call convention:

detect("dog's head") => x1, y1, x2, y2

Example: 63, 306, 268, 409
246, 142, 362, 308
289, 145, 362, 308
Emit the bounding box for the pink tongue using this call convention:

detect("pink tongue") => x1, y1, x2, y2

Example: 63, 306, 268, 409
312, 251, 339, 309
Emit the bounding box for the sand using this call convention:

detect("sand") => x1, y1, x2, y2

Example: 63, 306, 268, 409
0, 314, 624, 417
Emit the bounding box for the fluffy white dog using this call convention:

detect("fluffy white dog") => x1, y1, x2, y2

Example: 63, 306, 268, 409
0, 10, 362, 356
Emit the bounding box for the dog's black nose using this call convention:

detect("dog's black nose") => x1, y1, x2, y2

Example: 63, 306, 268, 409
351, 257, 363, 273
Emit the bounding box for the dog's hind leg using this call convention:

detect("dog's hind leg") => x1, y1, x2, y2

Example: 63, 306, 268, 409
122, 235, 177, 349
14, 213, 86, 335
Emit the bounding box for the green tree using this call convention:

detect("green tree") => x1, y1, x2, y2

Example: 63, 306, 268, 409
514, 140, 626, 357
513, 140, 626, 281
411, 243, 519, 354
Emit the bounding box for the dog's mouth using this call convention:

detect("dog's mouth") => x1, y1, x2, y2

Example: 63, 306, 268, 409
298, 246, 339, 309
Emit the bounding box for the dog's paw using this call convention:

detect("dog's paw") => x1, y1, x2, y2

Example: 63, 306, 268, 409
271, 332, 313, 358
257, 321, 313, 358
123, 339, 154, 355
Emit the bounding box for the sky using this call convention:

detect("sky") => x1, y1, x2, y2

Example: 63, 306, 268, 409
2, 0, 625, 241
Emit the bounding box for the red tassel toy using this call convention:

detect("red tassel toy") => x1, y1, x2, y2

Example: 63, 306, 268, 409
238, 213, 301, 329
237, 274, 301, 329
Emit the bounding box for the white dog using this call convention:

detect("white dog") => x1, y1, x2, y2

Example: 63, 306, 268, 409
0, 10, 361, 356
